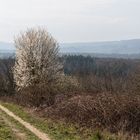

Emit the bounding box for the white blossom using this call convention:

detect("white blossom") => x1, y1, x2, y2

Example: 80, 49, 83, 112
14, 28, 62, 90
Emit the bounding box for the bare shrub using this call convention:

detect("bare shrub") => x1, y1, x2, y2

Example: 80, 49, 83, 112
127, 65, 140, 94
57, 75, 80, 92
46, 93, 140, 134
77, 73, 129, 93
0, 58, 15, 95
15, 85, 57, 107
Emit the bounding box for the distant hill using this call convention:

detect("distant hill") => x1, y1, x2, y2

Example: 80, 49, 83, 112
1, 39, 140, 58
0, 42, 15, 51
60, 39, 140, 54
0, 42, 15, 58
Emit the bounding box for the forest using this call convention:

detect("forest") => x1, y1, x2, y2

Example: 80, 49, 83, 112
1, 55, 139, 95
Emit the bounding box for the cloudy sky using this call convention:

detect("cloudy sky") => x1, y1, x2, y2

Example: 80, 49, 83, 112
0, 0, 140, 43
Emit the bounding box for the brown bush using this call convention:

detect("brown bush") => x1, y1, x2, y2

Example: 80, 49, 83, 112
13, 75, 80, 107
45, 93, 140, 134
15, 84, 60, 107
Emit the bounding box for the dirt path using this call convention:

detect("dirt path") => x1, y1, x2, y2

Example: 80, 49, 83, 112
0, 104, 51, 140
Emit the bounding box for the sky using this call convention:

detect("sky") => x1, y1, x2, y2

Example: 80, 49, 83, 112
0, 0, 140, 43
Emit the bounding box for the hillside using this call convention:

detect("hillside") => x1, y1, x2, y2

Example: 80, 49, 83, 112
61, 39, 140, 54
1, 39, 140, 58
0, 42, 15, 50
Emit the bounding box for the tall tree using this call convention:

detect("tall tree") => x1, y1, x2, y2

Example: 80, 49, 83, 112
14, 28, 62, 90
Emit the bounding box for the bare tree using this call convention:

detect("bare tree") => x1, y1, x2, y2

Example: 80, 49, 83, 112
14, 28, 63, 90
0, 58, 15, 95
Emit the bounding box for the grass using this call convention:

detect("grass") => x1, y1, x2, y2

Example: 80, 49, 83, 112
0, 115, 15, 140
0, 108, 39, 140
0, 125, 14, 140
1, 102, 119, 140
1, 102, 84, 140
